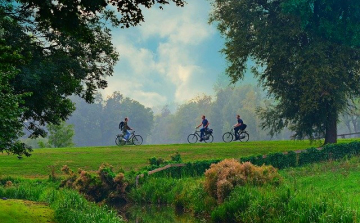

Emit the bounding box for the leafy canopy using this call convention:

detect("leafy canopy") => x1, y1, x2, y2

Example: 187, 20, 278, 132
0, 0, 185, 156
210, 0, 360, 143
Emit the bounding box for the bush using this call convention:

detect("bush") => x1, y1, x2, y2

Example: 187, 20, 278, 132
60, 163, 128, 204
204, 159, 281, 203
298, 147, 327, 166
148, 157, 165, 166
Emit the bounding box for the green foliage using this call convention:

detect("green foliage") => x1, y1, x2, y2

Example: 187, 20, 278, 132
1, 0, 184, 153
322, 141, 360, 160
148, 159, 222, 178
0, 139, 352, 178
68, 92, 154, 146
131, 156, 360, 222
170, 152, 182, 163
0, 37, 32, 156
47, 121, 75, 148
148, 85, 286, 144
240, 141, 360, 169
298, 147, 327, 166
210, 0, 360, 144
148, 157, 165, 166
0, 179, 123, 223
129, 177, 215, 214
211, 184, 356, 223
0, 199, 55, 223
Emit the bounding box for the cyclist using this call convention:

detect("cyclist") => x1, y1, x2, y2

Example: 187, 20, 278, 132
233, 114, 246, 140
196, 115, 210, 142
122, 117, 133, 141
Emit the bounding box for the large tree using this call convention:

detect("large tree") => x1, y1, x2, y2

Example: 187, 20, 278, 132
0, 38, 32, 156
210, 0, 360, 144
0, 0, 185, 155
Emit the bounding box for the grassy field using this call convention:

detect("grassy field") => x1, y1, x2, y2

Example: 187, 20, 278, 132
0, 199, 55, 223
0, 139, 357, 178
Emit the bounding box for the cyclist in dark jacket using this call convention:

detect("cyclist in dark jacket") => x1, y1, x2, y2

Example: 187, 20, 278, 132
233, 114, 246, 140
196, 115, 210, 142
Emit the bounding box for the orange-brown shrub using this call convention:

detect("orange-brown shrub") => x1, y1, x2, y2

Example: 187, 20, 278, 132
60, 163, 128, 204
5, 181, 13, 187
204, 159, 281, 203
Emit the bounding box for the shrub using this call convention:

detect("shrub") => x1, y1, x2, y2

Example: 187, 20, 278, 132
148, 157, 165, 166
170, 152, 182, 163
204, 159, 281, 203
298, 147, 327, 166
60, 163, 128, 204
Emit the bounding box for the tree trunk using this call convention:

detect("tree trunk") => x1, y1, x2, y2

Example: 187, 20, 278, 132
324, 114, 337, 144
351, 116, 358, 134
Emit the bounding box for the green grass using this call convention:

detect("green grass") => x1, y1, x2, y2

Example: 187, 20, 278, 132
1, 139, 358, 178
131, 156, 360, 222
212, 157, 360, 222
0, 180, 123, 223
0, 199, 55, 223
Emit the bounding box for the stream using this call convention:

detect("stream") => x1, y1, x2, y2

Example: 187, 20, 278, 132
119, 205, 209, 223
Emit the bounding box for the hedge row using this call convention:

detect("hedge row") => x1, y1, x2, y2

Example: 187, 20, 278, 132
145, 141, 360, 179
149, 159, 221, 178
241, 141, 360, 169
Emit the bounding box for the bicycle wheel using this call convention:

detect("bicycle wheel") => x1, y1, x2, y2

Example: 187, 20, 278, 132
222, 132, 233, 143
239, 132, 249, 142
115, 135, 122, 146
187, 134, 198, 143
132, 135, 143, 145
204, 134, 214, 143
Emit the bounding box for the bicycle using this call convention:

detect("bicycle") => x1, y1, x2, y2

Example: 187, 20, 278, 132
187, 128, 214, 143
115, 131, 143, 146
222, 128, 249, 143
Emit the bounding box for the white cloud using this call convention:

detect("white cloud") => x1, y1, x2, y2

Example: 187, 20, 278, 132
104, 0, 223, 108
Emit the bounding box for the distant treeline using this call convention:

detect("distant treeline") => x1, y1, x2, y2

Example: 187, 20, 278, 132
64, 85, 294, 146
33, 84, 354, 147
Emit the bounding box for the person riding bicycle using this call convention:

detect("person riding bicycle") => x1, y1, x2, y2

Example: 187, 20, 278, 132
122, 117, 133, 141
196, 115, 210, 142
233, 114, 246, 140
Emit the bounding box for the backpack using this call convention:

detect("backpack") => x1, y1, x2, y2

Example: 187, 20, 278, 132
240, 124, 247, 130
119, 121, 124, 130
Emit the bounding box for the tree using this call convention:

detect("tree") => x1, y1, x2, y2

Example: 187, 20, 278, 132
340, 99, 360, 134
101, 92, 154, 145
210, 0, 360, 144
67, 94, 104, 147
47, 121, 75, 148
0, 0, 185, 155
67, 91, 154, 146
0, 38, 32, 156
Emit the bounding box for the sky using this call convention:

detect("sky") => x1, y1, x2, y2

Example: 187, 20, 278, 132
101, 0, 229, 109
101, 0, 258, 110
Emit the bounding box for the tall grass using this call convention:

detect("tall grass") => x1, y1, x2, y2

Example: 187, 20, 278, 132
0, 180, 123, 223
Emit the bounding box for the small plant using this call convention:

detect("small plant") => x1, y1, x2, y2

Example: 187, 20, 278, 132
170, 152, 182, 163
148, 157, 165, 166
204, 159, 281, 203
48, 165, 57, 181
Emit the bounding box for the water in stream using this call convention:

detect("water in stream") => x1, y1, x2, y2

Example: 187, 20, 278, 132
122, 205, 209, 223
